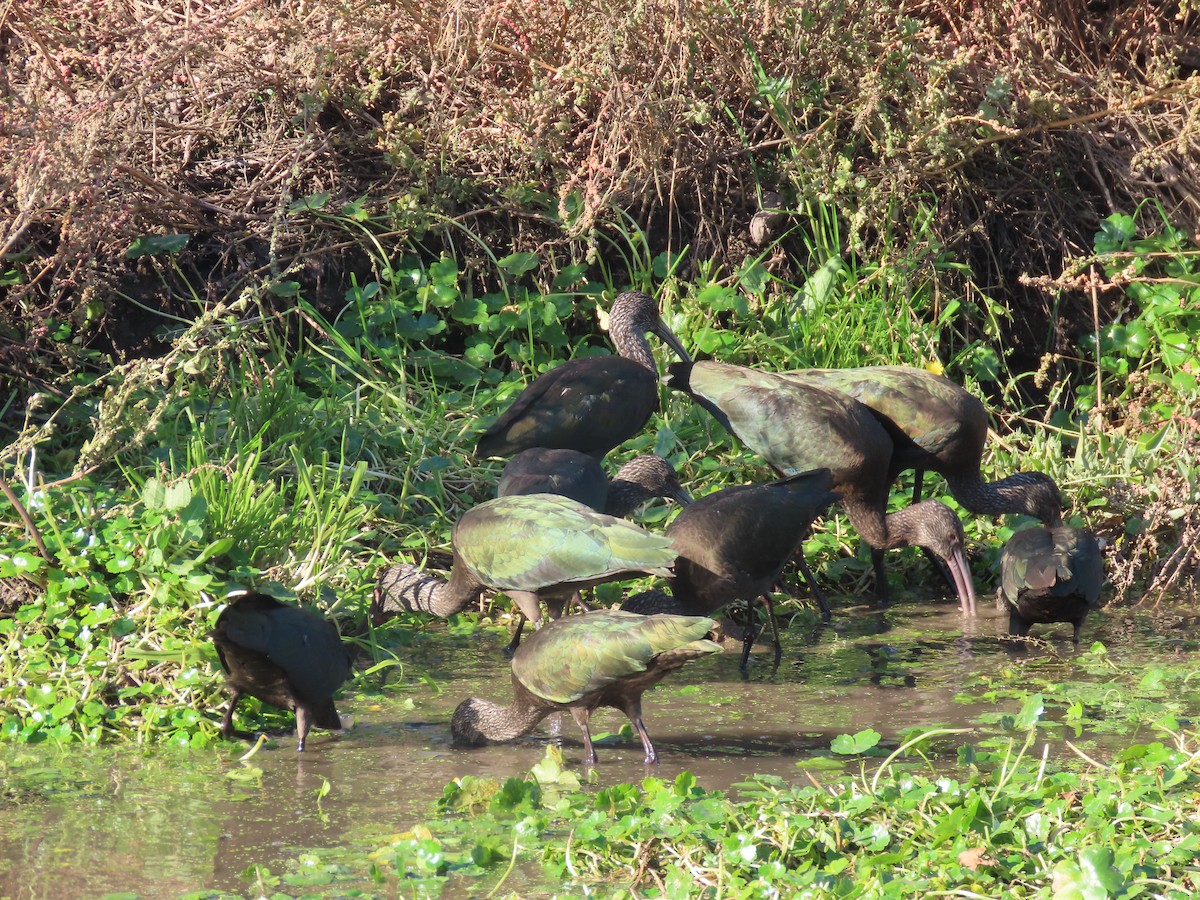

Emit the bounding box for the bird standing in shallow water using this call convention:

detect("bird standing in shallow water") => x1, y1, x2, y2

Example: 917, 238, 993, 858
623, 469, 840, 669
496, 449, 693, 650
371, 494, 676, 629
666, 360, 978, 616
451, 609, 722, 765
476, 291, 692, 460
779, 366, 1062, 519
999, 525, 1105, 643
778, 365, 1062, 594
211, 592, 352, 751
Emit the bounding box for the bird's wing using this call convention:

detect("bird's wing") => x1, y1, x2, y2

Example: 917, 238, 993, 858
514, 611, 717, 703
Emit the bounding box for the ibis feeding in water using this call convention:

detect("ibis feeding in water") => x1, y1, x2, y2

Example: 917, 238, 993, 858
998, 525, 1105, 643
450, 609, 722, 765
496, 448, 693, 650
621, 468, 840, 669
778, 365, 1062, 596
211, 592, 352, 751
476, 290, 692, 460
371, 493, 676, 630
666, 360, 978, 616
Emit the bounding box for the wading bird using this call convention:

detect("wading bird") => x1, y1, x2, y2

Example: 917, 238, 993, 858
371, 493, 676, 629
211, 592, 352, 751
622, 469, 839, 668
998, 525, 1105, 643
450, 609, 721, 765
498, 449, 692, 517
667, 361, 978, 616
497, 449, 692, 650
779, 365, 1062, 593
476, 291, 692, 459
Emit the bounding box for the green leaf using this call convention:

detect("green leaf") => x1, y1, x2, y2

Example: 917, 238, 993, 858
497, 252, 538, 277
831, 728, 882, 755
126, 233, 190, 258
288, 191, 330, 213
1014, 693, 1045, 730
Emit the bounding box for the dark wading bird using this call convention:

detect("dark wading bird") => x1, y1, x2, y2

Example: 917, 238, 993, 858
371, 493, 676, 629
476, 290, 692, 460
211, 592, 352, 752
497, 449, 693, 650
998, 525, 1105, 643
450, 609, 722, 765
621, 469, 840, 669
666, 361, 978, 616
778, 366, 1062, 593
779, 366, 1063, 518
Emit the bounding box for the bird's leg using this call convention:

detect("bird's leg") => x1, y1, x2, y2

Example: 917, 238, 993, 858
795, 551, 831, 618
503, 615, 527, 657
573, 589, 594, 613
1007, 610, 1030, 638
508, 590, 545, 626
220, 691, 242, 736
870, 548, 891, 605
760, 592, 783, 669
569, 707, 598, 766
624, 699, 658, 764
911, 468, 925, 505
294, 705, 313, 752
738, 602, 756, 672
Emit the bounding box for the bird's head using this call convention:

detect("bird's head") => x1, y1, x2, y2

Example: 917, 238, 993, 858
449, 698, 490, 747
611, 290, 693, 364
613, 455, 693, 506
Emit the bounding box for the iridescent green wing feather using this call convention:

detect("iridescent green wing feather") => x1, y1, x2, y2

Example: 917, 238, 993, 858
685, 362, 865, 475
455, 494, 675, 591
513, 610, 721, 703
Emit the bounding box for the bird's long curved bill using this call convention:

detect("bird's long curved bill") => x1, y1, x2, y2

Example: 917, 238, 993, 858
654, 323, 693, 364
947, 546, 978, 616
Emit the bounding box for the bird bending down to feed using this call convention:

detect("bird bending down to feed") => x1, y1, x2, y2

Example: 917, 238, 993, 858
779, 366, 1062, 516
666, 361, 978, 616
211, 592, 352, 751
371, 493, 677, 629
450, 609, 722, 765
476, 290, 692, 460
778, 365, 1062, 595
497, 449, 693, 650
998, 525, 1105, 643
623, 469, 839, 669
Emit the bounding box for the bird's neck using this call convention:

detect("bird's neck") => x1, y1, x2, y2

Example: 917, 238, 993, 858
604, 479, 651, 518
611, 327, 656, 371
843, 498, 925, 551
945, 471, 1051, 520
460, 693, 549, 742
374, 563, 483, 617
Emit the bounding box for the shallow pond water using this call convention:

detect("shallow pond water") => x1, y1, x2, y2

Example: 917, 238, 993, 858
2, 598, 1199, 899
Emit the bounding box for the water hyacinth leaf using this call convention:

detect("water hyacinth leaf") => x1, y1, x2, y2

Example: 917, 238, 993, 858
1014, 694, 1045, 730
831, 728, 882, 755
1051, 846, 1125, 900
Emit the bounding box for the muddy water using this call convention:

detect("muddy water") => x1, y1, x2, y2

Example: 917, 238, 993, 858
1, 600, 1197, 899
